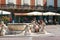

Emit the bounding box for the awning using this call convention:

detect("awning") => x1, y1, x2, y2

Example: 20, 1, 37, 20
14, 12, 60, 16
43, 12, 60, 16
43, 12, 56, 16
56, 13, 60, 16
14, 12, 43, 16
28, 12, 43, 15
3, 11, 11, 15
14, 13, 27, 16
0, 10, 11, 15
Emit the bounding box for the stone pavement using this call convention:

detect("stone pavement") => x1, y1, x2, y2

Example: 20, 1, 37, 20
0, 25, 60, 40
45, 25, 60, 36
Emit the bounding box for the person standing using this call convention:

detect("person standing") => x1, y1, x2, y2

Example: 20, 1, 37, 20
10, 17, 12, 23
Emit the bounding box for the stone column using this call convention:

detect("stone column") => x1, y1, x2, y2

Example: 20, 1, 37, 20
30, 0, 35, 9
16, 0, 21, 8
43, 0, 47, 8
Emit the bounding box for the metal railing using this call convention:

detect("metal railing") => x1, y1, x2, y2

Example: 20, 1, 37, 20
0, 4, 44, 10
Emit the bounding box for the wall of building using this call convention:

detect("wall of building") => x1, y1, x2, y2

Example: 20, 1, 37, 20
0, 0, 6, 4
16, 0, 21, 5
54, 0, 57, 8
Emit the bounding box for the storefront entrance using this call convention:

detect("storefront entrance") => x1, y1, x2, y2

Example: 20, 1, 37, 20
14, 15, 59, 25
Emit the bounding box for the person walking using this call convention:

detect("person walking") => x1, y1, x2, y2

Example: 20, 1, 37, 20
38, 19, 47, 34
31, 17, 40, 33
0, 21, 8, 36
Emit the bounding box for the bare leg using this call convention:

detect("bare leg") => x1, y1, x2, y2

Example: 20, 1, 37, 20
39, 26, 45, 34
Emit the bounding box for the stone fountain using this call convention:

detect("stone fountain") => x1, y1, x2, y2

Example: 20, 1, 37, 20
0, 22, 54, 36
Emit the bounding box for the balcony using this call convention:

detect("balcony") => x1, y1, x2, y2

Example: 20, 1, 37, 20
35, 5, 44, 11
45, 5, 57, 12
0, 4, 45, 12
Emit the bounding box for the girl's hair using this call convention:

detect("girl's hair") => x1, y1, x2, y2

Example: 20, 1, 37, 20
39, 20, 44, 24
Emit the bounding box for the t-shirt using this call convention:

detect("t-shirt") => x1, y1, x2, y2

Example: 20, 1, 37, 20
34, 25, 39, 29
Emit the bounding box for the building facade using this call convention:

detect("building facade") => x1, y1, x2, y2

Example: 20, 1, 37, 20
0, 0, 59, 9
0, 0, 60, 13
